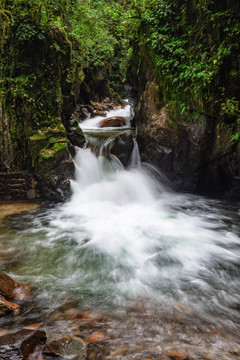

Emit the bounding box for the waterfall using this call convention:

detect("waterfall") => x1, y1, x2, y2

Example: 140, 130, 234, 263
128, 139, 141, 168
4, 101, 239, 348
0, 100, 240, 360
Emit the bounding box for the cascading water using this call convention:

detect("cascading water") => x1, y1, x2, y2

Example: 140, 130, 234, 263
1, 101, 240, 359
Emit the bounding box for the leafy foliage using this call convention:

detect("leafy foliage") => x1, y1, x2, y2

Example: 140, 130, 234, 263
0, 0, 239, 169
129, 0, 240, 137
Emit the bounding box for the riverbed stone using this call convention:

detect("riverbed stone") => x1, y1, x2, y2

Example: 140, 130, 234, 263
0, 295, 19, 315
44, 335, 87, 360
87, 331, 105, 343
166, 351, 188, 359
0, 329, 35, 360
20, 330, 47, 360
0, 271, 32, 301
99, 116, 126, 128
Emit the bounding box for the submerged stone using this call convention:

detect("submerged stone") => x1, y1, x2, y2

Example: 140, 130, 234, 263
166, 351, 188, 359
0, 271, 33, 301
44, 335, 87, 360
0, 295, 19, 315
20, 330, 47, 360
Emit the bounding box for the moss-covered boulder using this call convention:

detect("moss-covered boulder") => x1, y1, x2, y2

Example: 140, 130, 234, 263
0, 8, 85, 201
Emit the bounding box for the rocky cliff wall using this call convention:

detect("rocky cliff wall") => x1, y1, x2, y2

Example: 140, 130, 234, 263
0, 24, 86, 202
129, 51, 240, 197
0, 172, 40, 201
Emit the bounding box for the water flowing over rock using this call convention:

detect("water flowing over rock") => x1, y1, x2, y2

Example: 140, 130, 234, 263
0, 295, 19, 315
111, 133, 134, 167
0, 271, 33, 302
99, 116, 127, 128
0, 329, 45, 360
0, 102, 239, 360
44, 335, 87, 360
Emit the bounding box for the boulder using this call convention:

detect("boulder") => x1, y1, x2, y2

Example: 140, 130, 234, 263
0, 271, 32, 301
111, 133, 134, 167
20, 330, 47, 360
44, 335, 87, 360
0, 329, 45, 360
99, 116, 126, 128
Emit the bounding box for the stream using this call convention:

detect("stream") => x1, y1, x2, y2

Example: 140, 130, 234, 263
0, 103, 240, 359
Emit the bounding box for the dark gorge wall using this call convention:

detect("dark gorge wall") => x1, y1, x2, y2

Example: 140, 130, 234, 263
129, 51, 240, 197
0, 21, 85, 201
0, 172, 39, 200
128, 0, 240, 198
0, 2, 123, 202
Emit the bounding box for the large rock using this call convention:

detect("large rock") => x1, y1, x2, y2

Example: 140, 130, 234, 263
44, 335, 87, 360
111, 133, 134, 167
0, 329, 46, 360
0, 271, 32, 301
36, 148, 75, 202
99, 116, 126, 128
20, 330, 47, 360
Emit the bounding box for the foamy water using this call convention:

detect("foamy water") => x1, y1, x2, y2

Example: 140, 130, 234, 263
1, 103, 239, 346
79, 102, 134, 130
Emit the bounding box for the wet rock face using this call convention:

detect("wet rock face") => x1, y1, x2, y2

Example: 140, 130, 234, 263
36, 149, 75, 202
111, 133, 134, 167
137, 103, 239, 194
0, 172, 40, 201
130, 55, 240, 196
0, 295, 19, 315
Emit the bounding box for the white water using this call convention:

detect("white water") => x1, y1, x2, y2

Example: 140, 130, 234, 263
3, 103, 239, 341
43, 104, 239, 330
79, 102, 134, 130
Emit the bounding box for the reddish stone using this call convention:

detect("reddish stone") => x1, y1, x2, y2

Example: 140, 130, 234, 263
24, 322, 43, 330
167, 351, 188, 359
99, 116, 126, 128
89, 349, 98, 359
0, 271, 33, 301
87, 331, 105, 343
0, 295, 19, 315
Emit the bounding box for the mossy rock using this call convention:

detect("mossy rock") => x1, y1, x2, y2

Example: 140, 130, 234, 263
36, 147, 74, 202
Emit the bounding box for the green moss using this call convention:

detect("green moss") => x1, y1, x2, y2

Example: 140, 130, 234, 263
39, 141, 67, 161
29, 132, 48, 141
